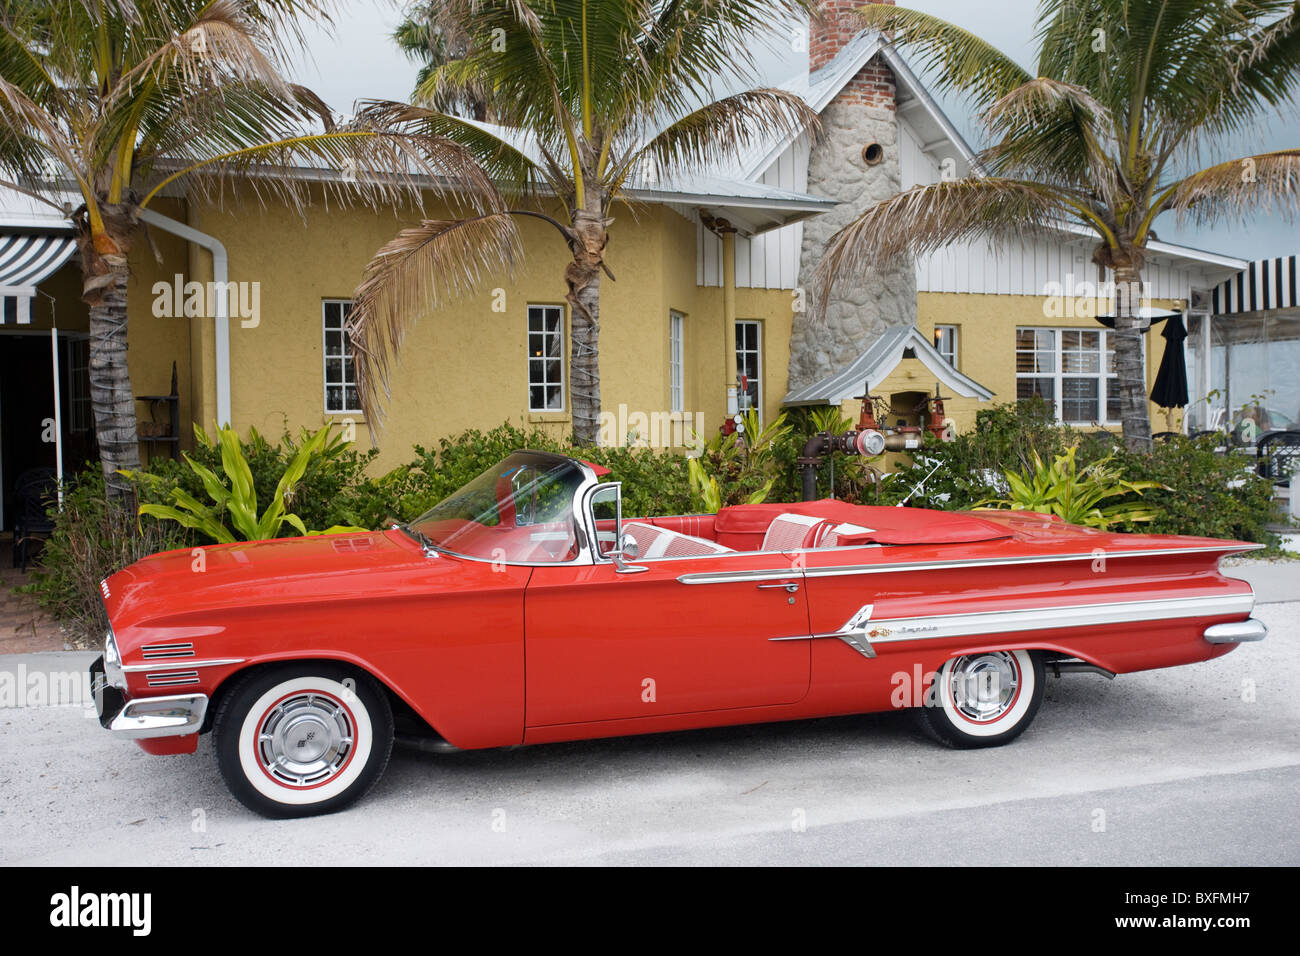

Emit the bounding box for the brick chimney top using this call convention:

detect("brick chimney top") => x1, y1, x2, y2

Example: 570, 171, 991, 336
811, 0, 893, 73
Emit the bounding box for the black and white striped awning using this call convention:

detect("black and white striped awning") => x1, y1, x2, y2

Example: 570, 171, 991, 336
1211, 255, 1299, 315
0, 233, 78, 324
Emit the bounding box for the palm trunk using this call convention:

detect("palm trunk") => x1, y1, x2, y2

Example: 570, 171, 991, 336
564, 204, 608, 446
80, 217, 141, 499
1112, 261, 1153, 452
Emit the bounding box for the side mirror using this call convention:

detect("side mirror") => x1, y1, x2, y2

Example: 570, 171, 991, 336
610, 532, 647, 574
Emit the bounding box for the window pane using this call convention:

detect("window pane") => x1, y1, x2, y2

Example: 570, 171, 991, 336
1062, 330, 1101, 373
1062, 378, 1100, 421
530, 385, 545, 410
1017, 378, 1054, 402
326, 358, 343, 383
345, 386, 359, 411
326, 385, 342, 411
546, 385, 562, 409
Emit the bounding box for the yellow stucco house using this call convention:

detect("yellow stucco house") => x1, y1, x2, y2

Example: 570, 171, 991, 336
0, 15, 1252, 526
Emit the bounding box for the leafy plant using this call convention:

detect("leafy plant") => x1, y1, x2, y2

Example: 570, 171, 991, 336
687, 410, 789, 512
126, 425, 364, 542
979, 445, 1164, 528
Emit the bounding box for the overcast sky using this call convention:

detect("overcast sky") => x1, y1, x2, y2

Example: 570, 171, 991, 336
290, 0, 1297, 262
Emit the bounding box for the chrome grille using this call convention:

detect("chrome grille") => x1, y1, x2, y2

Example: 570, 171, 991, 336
145, 671, 200, 687
141, 642, 195, 660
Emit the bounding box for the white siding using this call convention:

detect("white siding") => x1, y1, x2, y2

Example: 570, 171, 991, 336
915, 235, 1211, 302
696, 135, 810, 290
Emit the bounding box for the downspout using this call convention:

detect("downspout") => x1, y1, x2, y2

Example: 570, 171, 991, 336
137, 208, 231, 427
719, 221, 739, 417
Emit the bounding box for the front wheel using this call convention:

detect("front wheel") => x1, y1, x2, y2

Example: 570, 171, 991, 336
917, 649, 1044, 749
214, 664, 394, 818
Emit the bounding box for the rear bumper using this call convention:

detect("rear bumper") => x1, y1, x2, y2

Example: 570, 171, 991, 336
90, 655, 208, 739
1204, 618, 1268, 644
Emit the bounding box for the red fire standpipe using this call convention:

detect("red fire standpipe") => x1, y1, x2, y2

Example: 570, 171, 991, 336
798, 429, 922, 501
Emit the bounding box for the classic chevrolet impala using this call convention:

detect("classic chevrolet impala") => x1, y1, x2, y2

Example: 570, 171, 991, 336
91, 450, 1267, 817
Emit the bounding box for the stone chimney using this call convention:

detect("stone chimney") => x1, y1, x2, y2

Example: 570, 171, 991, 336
811, 0, 895, 73
790, 0, 914, 394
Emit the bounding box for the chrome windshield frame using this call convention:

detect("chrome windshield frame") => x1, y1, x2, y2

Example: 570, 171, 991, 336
410, 450, 604, 568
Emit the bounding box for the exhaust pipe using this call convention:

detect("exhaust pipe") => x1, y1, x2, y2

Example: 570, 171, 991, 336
395, 732, 461, 754
1048, 660, 1116, 679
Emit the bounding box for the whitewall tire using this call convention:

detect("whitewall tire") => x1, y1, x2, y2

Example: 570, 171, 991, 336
214, 664, 394, 818
918, 649, 1044, 749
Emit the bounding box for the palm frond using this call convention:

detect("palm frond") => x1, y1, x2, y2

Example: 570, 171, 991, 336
624, 88, 820, 185
346, 212, 522, 427
355, 99, 554, 200
814, 177, 1078, 310
1159, 148, 1300, 226
856, 4, 1032, 110
980, 75, 1120, 197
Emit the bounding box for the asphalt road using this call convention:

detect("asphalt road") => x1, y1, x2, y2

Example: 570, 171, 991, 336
2, 589, 1295, 867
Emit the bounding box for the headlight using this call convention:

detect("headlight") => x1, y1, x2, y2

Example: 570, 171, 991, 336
103, 628, 126, 690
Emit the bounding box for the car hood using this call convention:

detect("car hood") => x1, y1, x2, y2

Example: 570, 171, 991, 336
102, 529, 437, 633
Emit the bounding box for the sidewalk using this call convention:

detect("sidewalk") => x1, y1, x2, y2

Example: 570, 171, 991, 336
0, 564, 65, 653
1218, 555, 1300, 604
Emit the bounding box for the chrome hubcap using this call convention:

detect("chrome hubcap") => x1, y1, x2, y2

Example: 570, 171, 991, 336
948, 652, 1019, 722
256, 693, 354, 787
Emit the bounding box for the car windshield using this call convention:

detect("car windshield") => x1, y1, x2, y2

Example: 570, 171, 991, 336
409, 452, 587, 563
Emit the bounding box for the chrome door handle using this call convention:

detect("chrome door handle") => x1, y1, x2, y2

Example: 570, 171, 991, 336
757, 582, 799, 593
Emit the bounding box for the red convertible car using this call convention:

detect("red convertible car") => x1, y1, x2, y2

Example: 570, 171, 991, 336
92, 450, 1267, 817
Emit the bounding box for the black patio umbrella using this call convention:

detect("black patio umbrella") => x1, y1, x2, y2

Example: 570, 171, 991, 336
1149, 313, 1189, 409
1094, 308, 1189, 409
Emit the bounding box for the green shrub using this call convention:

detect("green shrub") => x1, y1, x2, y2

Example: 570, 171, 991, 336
400, 421, 696, 519
17, 470, 191, 648
1105, 435, 1279, 543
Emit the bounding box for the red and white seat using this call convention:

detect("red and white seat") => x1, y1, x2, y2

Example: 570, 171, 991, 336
620, 522, 735, 559
760, 513, 833, 551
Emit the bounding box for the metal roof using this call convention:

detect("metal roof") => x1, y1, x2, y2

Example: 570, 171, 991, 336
782, 324, 994, 406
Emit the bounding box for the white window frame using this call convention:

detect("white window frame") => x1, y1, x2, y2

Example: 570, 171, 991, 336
322, 300, 362, 415
934, 324, 958, 367
65, 333, 91, 433
1015, 326, 1120, 425
736, 319, 763, 420
527, 304, 566, 413
669, 310, 685, 413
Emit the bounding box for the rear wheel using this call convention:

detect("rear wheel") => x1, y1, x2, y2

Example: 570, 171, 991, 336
918, 649, 1044, 748
214, 664, 393, 818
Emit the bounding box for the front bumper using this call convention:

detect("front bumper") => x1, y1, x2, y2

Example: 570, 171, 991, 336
90, 655, 208, 739
1204, 618, 1268, 644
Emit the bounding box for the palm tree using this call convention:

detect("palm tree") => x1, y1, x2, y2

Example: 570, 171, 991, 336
817, 0, 1300, 450
0, 0, 501, 497
393, 1, 494, 121
346, 0, 820, 445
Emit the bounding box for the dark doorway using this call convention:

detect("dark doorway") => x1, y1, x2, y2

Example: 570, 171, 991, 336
0, 332, 95, 530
